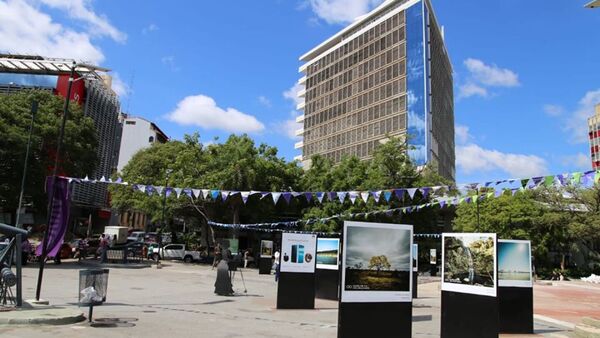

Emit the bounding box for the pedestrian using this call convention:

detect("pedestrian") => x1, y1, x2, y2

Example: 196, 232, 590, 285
99, 234, 108, 263
243, 248, 254, 268
212, 243, 222, 269
21, 239, 32, 265
214, 251, 234, 296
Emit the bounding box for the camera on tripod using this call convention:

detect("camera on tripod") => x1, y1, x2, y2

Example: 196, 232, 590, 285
228, 254, 243, 271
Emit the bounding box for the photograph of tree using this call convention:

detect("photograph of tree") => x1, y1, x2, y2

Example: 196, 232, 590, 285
498, 240, 532, 287
442, 233, 496, 297
260, 240, 273, 258
316, 238, 339, 270
343, 223, 411, 296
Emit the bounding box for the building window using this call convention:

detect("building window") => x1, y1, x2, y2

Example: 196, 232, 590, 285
149, 136, 155, 143
126, 121, 136, 125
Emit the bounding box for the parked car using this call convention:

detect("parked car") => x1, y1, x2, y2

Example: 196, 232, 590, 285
69, 238, 100, 259
144, 232, 158, 244
127, 231, 146, 243
150, 244, 200, 263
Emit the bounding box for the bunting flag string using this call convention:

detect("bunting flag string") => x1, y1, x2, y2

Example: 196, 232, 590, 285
60, 169, 598, 209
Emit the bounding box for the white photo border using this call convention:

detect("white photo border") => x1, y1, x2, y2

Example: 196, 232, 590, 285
341, 221, 413, 303
260, 240, 273, 258
498, 239, 533, 288
280, 233, 317, 273
441, 233, 497, 297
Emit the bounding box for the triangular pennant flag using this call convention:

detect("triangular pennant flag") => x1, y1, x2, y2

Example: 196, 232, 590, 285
221, 191, 230, 201
432, 186, 442, 193
421, 187, 432, 198
583, 171, 595, 186
202, 189, 210, 199
192, 189, 201, 199
183, 188, 193, 198
146, 185, 155, 196
383, 190, 392, 202
572, 172, 582, 185
327, 192, 336, 202
304, 192, 313, 203
241, 192, 250, 204
544, 176, 555, 187
394, 189, 405, 200
135, 184, 146, 193
532, 176, 543, 186
83, 175, 90, 181
316, 192, 325, 203
439, 200, 446, 208
370, 191, 382, 203
155, 186, 164, 195
272, 192, 282, 204
407, 188, 418, 199
282, 193, 292, 204
520, 179, 529, 188
338, 192, 348, 203
211, 190, 220, 200
484, 181, 493, 187
361, 192, 370, 203
99, 176, 106, 182
557, 174, 568, 186
495, 189, 503, 198
487, 191, 494, 199
115, 177, 123, 184
349, 191, 358, 204
174, 188, 183, 198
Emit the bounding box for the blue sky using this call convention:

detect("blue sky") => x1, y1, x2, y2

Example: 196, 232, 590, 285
498, 242, 530, 272
1, 0, 599, 184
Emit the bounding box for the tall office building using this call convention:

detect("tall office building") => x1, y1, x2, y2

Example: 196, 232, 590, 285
588, 104, 600, 169
295, 0, 455, 181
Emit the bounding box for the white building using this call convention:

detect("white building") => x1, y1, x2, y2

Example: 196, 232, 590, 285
117, 115, 168, 172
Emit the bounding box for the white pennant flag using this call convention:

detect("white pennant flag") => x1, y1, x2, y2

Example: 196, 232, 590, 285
201, 189, 210, 199
349, 191, 358, 204
192, 189, 201, 198
175, 188, 183, 198
407, 188, 418, 199
361, 192, 370, 203
155, 186, 164, 195
272, 192, 282, 204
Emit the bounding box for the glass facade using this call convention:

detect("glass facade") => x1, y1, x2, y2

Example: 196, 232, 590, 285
299, 0, 455, 181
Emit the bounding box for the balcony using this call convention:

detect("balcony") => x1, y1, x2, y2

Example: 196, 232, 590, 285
296, 100, 305, 110
293, 155, 303, 161
295, 114, 305, 123
298, 76, 307, 84
294, 141, 304, 149
298, 88, 306, 97
295, 128, 304, 136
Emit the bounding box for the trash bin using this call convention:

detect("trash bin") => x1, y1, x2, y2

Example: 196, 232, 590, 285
78, 269, 109, 322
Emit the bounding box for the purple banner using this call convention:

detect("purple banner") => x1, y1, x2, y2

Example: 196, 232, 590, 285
36, 177, 70, 258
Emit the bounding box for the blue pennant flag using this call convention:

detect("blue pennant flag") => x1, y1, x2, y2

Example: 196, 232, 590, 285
304, 192, 313, 202
316, 192, 325, 203
282, 192, 292, 204
383, 190, 392, 202
211, 190, 220, 200
338, 192, 348, 203
394, 189, 405, 200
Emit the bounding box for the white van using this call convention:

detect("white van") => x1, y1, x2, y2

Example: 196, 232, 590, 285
104, 226, 128, 245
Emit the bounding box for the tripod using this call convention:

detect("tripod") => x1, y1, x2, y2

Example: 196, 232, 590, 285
228, 261, 247, 293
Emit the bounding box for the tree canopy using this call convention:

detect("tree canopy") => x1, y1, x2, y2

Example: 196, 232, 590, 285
0, 90, 97, 216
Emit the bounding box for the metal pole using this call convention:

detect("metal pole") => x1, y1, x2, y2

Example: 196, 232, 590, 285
476, 199, 480, 227
15, 101, 38, 228
35, 62, 76, 301
15, 234, 22, 307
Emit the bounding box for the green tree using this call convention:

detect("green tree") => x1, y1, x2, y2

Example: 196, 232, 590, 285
368, 255, 391, 274
0, 90, 97, 217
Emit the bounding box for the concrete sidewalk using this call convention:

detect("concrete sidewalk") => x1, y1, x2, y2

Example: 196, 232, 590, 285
0, 305, 84, 325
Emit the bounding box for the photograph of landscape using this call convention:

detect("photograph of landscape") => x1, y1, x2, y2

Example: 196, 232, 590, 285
344, 224, 411, 293
316, 238, 339, 270
498, 240, 531, 287
443, 233, 496, 295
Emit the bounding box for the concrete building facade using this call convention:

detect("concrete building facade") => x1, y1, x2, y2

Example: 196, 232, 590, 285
117, 115, 168, 172
588, 104, 600, 169
295, 0, 455, 181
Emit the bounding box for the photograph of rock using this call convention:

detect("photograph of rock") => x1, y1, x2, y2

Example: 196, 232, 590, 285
442, 233, 497, 297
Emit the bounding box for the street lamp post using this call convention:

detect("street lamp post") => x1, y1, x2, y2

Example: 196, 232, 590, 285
159, 169, 173, 246
15, 101, 38, 228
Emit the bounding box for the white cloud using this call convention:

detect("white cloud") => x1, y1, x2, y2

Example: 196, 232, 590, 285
109, 72, 129, 97
38, 0, 126, 43
561, 153, 590, 171
0, 0, 105, 63
543, 104, 564, 117
455, 124, 472, 144
166, 94, 265, 133
464, 58, 520, 87
457, 144, 548, 178
458, 83, 488, 99
142, 23, 158, 34
565, 89, 600, 144
277, 111, 302, 140
283, 83, 305, 107
161, 55, 180, 72
305, 0, 385, 24
258, 96, 271, 108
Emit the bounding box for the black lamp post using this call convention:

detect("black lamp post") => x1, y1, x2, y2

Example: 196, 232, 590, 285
15, 101, 38, 228
159, 169, 173, 246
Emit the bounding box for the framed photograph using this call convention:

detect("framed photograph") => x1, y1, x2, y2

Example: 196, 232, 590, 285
412, 244, 418, 272
430, 249, 437, 265
316, 238, 340, 270
442, 233, 497, 297
280, 233, 317, 273
260, 240, 274, 258
498, 239, 532, 288
341, 221, 413, 303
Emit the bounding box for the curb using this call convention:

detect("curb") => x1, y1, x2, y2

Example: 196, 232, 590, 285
0, 309, 85, 325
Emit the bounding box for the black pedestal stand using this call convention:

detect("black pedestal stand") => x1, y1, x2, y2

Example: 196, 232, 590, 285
276, 272, 315, 309
338, 302, 412, 338
315, 269, 339, 300
412, 271, 418, 298
258, 257, 271, 275
441, 291, 499, 338
498, 287, 533, 333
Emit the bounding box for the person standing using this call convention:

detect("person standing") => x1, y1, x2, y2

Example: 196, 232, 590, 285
99, 234, 108, 263
273, 249, 280, 282
212, 243, 222, 269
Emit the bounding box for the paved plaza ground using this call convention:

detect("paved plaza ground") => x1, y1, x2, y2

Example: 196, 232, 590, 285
0, 260, 597, 337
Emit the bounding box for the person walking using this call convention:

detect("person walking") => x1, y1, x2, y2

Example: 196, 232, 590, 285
212, 243, 222, 269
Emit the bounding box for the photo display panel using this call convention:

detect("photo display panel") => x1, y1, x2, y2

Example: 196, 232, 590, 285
316, 238, 340, 270
341, 221, 413, 303
260, 240, 273, 258
430, 249, 437, 265
498, 239, 532, 288
442, 233, 497, 297
280, 233, 317, 273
